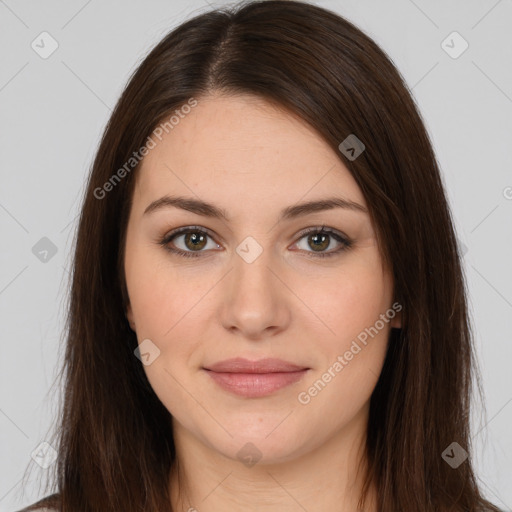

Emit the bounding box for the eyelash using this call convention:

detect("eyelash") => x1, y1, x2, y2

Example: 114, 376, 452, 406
159, 225, 352, 259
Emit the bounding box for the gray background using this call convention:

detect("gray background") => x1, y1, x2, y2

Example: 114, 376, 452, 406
0, 0, 511, 510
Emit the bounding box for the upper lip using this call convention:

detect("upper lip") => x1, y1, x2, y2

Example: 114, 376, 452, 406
204, 357, 309, 373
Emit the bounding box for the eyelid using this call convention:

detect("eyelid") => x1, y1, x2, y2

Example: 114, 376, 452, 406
289, 226, 351, 257
293, 225, 347, 241
160, 225, 222, 252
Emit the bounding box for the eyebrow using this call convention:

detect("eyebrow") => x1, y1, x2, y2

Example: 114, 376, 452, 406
143, 194, 368, 221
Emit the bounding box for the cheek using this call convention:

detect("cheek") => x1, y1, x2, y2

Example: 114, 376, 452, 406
294, 259, 391, 348
125, 255, 207, 414
126, 253, 211, 399
126, 243, 207, 339
294, 259, 392, 412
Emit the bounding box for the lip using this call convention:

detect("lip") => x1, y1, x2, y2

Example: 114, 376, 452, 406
204, 357, 308, 373
203, 358, 310, 398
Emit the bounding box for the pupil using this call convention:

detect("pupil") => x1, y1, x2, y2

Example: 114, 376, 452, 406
186, 232, 205, 250
310, 233, 328, 251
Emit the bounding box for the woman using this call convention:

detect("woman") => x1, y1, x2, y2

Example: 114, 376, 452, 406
18, 1, 502, 510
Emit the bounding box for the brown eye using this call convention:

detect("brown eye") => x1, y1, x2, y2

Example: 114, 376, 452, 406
160, 226, 221, 259
182, 231, 208, 251
292, 227, 352, 258
307, 232, 330, 252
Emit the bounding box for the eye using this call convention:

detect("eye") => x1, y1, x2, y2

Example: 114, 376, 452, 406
159, 226, 221, 259
159, 225, 352, 259
291, 226, 352, 258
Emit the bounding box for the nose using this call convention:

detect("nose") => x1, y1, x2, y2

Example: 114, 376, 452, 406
218, 245, 292, 341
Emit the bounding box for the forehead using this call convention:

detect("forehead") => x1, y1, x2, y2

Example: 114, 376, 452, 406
132, 93, 367, 214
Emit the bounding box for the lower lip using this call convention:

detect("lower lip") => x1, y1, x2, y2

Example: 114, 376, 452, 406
204, 369, 309, 398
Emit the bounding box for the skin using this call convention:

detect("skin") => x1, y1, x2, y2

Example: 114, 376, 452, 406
124, 92, 401, 512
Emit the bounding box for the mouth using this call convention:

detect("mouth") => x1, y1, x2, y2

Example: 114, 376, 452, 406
202, 357, 310, 398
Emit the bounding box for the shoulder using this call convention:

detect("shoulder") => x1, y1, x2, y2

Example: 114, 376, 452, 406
15, 493, 60, 512
16, 507, 58, 512
15, 508, 57, 512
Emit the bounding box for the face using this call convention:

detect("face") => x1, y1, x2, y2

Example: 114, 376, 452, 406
124, 92, 401, 465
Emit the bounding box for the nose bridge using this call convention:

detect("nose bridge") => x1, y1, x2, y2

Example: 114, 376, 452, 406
231, 234, 277, 303
219, 234, 290, 337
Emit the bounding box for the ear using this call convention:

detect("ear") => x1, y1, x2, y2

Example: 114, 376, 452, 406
126, 303, 136, 331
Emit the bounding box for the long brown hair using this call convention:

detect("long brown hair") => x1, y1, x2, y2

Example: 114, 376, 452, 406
19, 1, 500, 510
